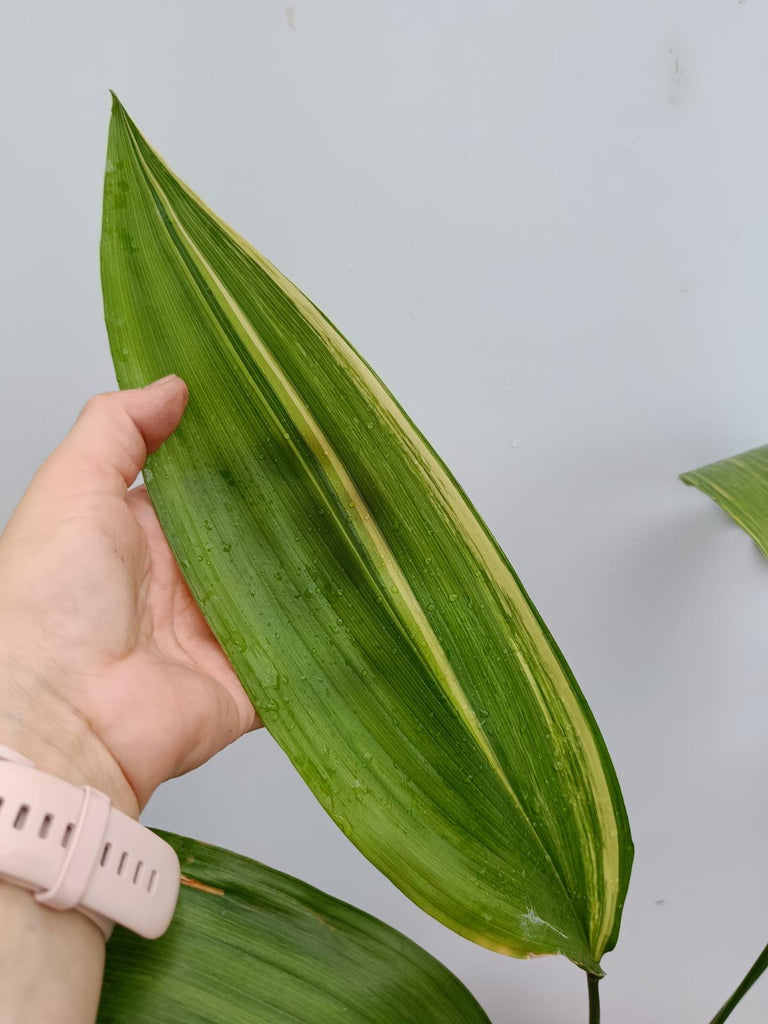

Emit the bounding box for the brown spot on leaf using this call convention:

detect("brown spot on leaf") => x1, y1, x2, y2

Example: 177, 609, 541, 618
181, 874, 224, 896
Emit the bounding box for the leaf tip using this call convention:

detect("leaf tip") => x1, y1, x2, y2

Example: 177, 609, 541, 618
108, 90, 129, 121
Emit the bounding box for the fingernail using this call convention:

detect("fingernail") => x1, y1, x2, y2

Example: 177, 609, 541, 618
144, 374, 179, 389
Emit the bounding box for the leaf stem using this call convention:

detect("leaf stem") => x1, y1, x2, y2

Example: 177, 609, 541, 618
708, 940, 768, 1024
587, 973, 600, 1024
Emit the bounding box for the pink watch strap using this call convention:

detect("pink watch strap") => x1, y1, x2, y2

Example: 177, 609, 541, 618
0, 744, 179, 939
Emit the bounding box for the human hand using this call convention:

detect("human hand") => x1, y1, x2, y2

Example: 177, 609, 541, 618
0, 376, 259, 818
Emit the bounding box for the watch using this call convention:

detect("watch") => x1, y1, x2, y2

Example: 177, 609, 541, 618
0, 743, 180, 939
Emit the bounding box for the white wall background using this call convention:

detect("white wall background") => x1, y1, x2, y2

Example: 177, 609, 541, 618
2, 2, 768, 1021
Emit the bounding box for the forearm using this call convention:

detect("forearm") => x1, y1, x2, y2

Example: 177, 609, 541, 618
0, 661, 138, 1024
0, 882, 106, 1024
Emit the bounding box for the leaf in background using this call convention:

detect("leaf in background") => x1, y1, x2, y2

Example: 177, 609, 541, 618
681, 445, 768, 557
98, 831, 490, 1024
101, 95, 632, 973
682, 446, 768, 1020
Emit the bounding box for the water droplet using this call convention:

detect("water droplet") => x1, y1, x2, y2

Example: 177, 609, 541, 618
230, 633, 247, 653
449, 593, 459, 603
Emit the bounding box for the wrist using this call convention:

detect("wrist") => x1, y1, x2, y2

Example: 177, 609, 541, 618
0, 653, 139, 819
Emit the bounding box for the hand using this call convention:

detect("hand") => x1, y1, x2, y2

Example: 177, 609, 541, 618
0, 376, 259, 817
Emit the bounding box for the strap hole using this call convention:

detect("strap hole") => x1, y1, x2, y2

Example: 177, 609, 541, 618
13, 805, 30, 830
133, 860, 144, 885
100, 842, 112, 867
117, 851, 129, 877
147, 869, 158, 894
61, 823, 75, 848
39, 813, 53, 839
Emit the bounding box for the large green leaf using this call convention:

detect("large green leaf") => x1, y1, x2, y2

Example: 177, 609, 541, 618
681, 444, 768, 557
98, 831, 490, 1023
101, 95, 632, 973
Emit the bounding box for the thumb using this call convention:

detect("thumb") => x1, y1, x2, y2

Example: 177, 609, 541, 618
33, 375, 189, 498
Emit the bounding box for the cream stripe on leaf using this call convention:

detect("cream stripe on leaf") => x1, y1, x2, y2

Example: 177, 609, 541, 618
102, 96, 633, 973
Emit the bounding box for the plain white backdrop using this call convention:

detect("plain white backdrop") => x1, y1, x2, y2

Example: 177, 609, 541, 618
2, 2, 768, 1021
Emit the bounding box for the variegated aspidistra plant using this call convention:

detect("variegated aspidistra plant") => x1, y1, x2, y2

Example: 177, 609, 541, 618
97, 94, 633, 1023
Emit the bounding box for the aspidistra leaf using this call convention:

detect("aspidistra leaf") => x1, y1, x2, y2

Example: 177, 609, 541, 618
98, 831, 491, 1023
681, 444, 768, 557
101, 95, 632, 972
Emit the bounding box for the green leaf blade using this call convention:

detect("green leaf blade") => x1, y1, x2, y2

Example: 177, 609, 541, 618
681, 444, 768, 557
102, 96, 632, 970
99, 832, 491, 1024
